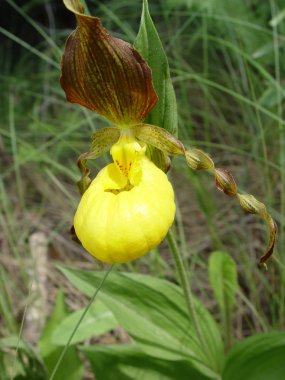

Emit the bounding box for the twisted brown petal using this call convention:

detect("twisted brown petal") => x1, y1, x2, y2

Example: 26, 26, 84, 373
185, 148, 277, 267
238, 194, 277, 269
61, 0, 158, 126
215, 168, 237, 197
77, 127, 120, 194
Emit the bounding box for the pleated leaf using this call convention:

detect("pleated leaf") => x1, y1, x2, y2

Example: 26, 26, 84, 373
52, 301, 118, 346
222, 332, 285, 380
82, 344, 212, 380
134, 0, 178, 170
135, 0, 178, 136
59, 266, 224, 379
208, 251, 238, 315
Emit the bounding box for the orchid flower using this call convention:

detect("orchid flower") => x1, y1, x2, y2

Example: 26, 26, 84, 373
61, 0, 276, 266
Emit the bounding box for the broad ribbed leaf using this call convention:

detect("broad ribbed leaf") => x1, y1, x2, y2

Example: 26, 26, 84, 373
223, 332, 285, 380
61, 0, 157, 126
208, 251, 238, 315
52, 301, 118, 346
82, 344, 212, 380
134, 0, 178, 171
135, 0, 178, 136
59, 266, 224, 379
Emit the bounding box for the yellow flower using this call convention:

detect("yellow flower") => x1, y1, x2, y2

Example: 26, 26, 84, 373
61, 0, 276, 267
61, 0, 179, 264
74, 132, 175, 263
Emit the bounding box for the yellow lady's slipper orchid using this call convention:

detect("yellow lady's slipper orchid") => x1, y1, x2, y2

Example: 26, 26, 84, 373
61, 0, 276, 267
74, 132, 175, 263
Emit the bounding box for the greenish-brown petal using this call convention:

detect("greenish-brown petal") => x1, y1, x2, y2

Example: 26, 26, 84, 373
215, 168, 237, 197
134, 124, 185, 156
77, 127, 120, 194
61, 0, 158, 126
185, 145, 277, 267
186, 148, 214, 171
238, 194, 277, 269
146, 146, 171, 172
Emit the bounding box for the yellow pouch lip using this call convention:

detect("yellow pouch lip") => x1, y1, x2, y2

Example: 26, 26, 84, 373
74, 157, 176, 263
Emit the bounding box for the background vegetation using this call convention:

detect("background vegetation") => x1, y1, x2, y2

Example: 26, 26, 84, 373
0, 0, 284, 379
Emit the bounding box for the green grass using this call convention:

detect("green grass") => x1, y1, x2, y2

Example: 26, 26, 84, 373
0, 0, 284, 378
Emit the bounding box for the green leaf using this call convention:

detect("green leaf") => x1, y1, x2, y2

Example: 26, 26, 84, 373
135, 0, 178, 171
39, 290, 83, 380
258, 84, 285, 108
58, 266, 224, 379
81, 344, 211, 380
52, 300, 118, 346
135, 0, 178, 135
269, 8, 285, 27
208, 251, 238, 315
223, 332, 285, 380
0, 336, 34, 353
0, 337, 47, 380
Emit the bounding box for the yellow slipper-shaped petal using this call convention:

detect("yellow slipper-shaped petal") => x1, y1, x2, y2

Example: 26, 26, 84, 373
74, 155, 175, 263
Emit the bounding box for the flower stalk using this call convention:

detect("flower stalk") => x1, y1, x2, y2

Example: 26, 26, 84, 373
166, 229, 205, 348
49, 265, 114, 380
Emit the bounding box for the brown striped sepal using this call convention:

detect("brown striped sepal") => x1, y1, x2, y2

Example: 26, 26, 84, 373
61, 0, 158, 126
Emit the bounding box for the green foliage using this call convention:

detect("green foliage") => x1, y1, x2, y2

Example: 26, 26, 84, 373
208, 251, 238, 348
208, 251, 238, 316
81, 344, 211, 380
52, 300, 118, 346
39, 290, 83, 380
1, 0, 285, 379
57, 265, 285, 380
0, 337, 46, 380
135, 0, 178, 136
135, 0, 178, 170
59, 266, 224, 378
222, 332, 285, 380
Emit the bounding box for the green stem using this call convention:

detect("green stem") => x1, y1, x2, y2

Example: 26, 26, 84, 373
166, 229, 205, 350
167, 230, 222, 376
49, 265, 114, 380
